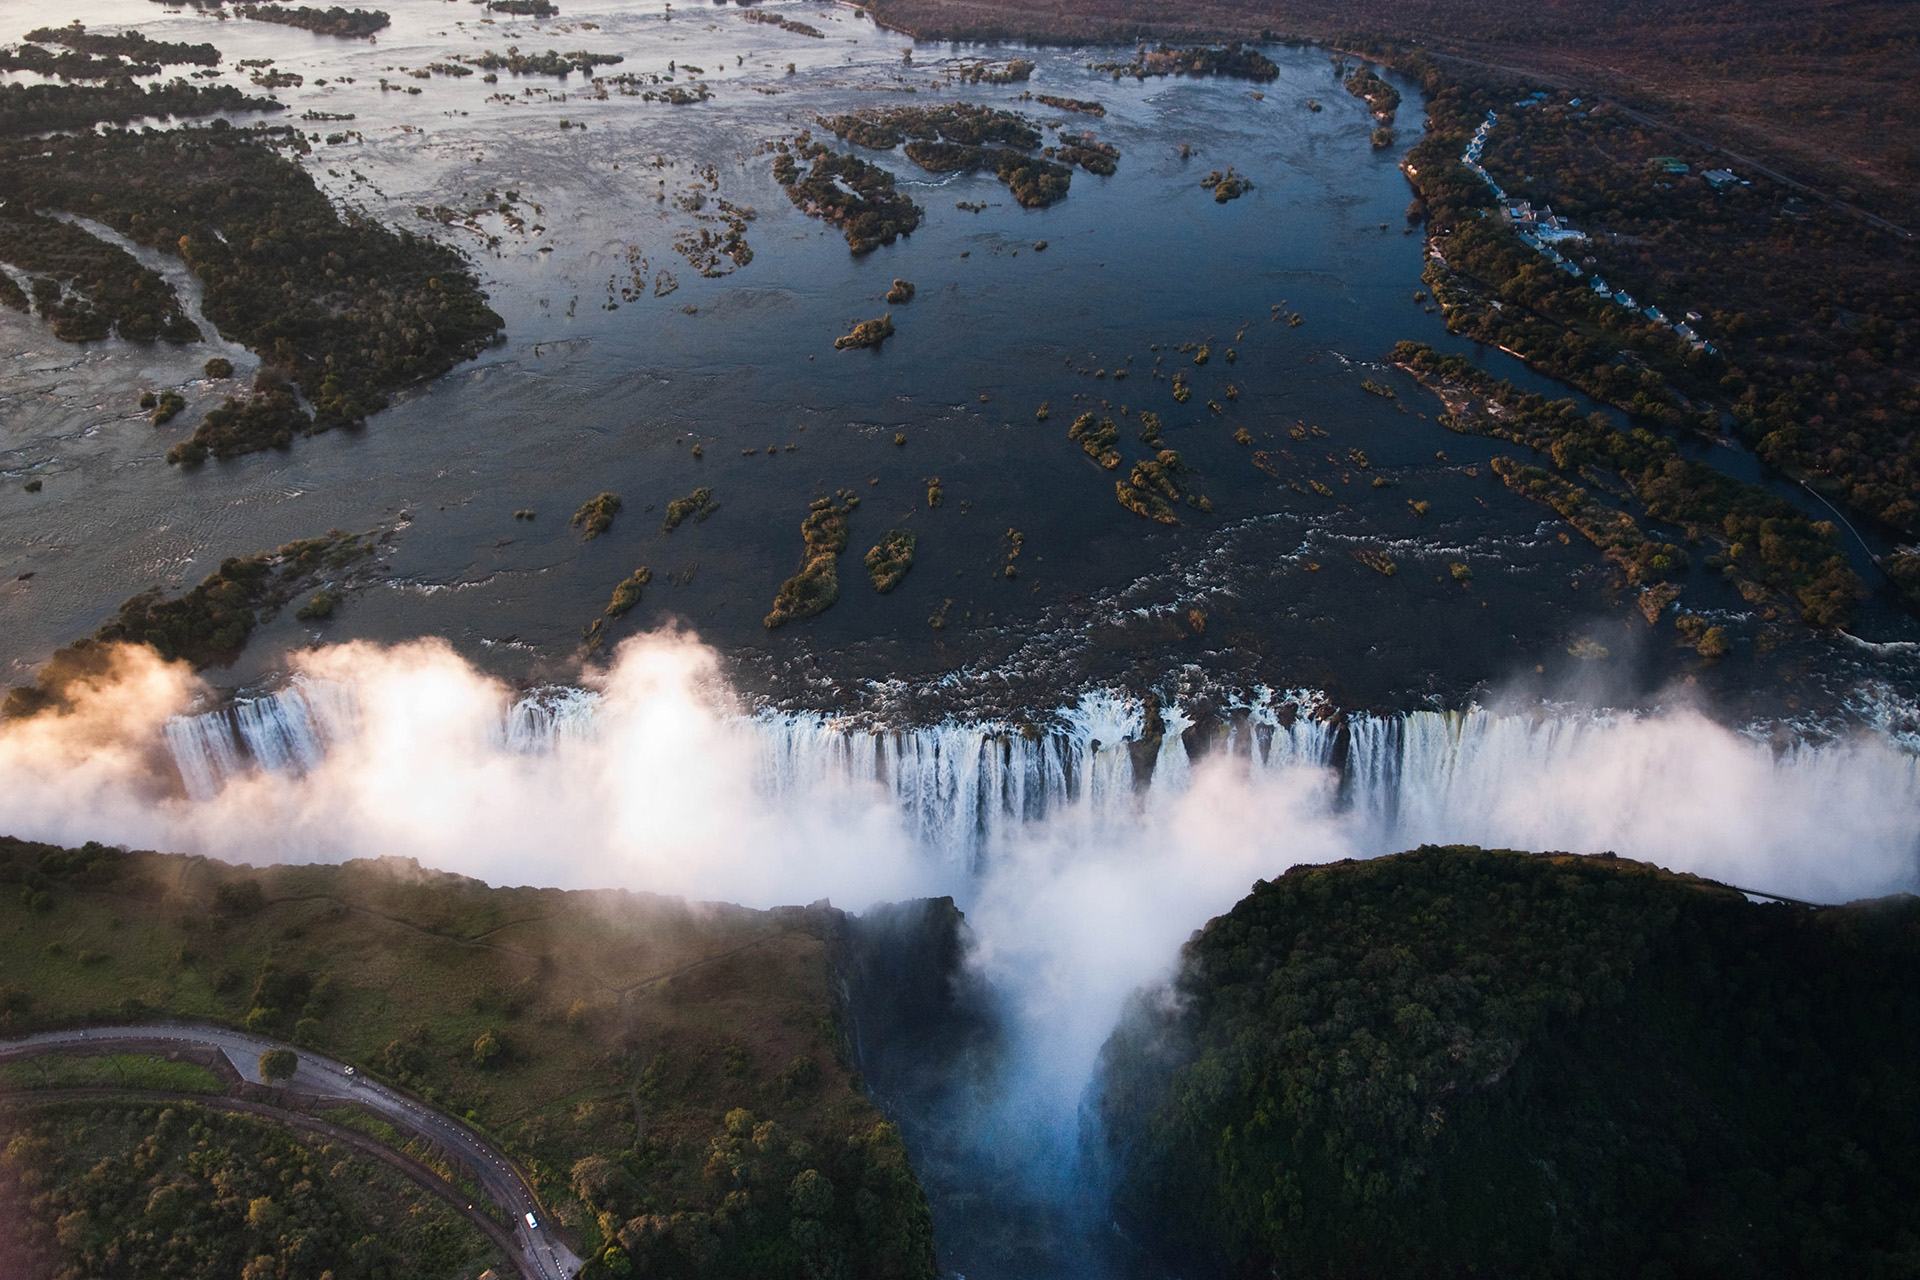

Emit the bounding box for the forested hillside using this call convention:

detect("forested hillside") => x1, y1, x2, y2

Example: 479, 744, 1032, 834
1100, 845, 1920, 1277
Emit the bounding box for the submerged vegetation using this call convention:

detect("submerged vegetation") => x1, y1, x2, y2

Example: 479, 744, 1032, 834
1102, 845, 1920, 1278
864, 529, 916, 592
766, 495, 856, 628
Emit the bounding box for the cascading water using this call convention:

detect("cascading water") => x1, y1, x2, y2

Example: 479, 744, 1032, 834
161, 677, 1920, 895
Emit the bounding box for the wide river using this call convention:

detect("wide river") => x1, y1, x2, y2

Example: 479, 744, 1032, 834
6, 0, 1917, 732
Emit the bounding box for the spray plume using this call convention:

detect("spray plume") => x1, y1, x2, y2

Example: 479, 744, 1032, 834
1, 628, 1916, 1232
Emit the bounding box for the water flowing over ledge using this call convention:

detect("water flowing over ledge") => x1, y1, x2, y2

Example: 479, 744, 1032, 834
164, 677, 1920, 893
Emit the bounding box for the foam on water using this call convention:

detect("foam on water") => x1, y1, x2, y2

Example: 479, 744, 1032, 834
161, 676, 1920, 899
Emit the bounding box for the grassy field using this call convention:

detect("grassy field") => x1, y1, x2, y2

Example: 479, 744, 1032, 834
0, 1051, 224, 1094
0, 835, 936, 1278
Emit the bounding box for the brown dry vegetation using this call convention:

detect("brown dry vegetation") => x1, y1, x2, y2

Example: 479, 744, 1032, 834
860, 0, 1920, 220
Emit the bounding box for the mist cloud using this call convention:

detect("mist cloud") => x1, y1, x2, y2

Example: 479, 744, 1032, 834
1, 628, 1915, 1226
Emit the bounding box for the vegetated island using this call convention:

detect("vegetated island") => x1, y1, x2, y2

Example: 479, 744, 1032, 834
0, 837, 939, 1280
818, 103, 1121, 208
1199, 167, 1251, 201
1380, 47, 1920, 613
0, 205, 202, 343
1087, 42, 1277, 82
571, 491, 623, 540
460, 46, 624, 76
1034, 94, 1105, 116
772, 133, 924, 254
2, 23, 222, 78
951, 58, 1034, 84
742, 9, 825, 38
865, 529, 916, 592
661, 486, 718, 531
1069, 412, 1122, 468
487, 0, 559, 14
1394, 341, 1863, 629
0, 80, 503, 465
1100, 844, 1920, 1278
231, 5, 391, 37
835, 313, 895, 351
1, 529, 383, 720
766, 493, 859, 627
1339, 57, 1400, 123
1116, 449, 1210, 522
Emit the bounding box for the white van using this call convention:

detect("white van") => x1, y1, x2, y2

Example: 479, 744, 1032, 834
524, 1212, 538, 1230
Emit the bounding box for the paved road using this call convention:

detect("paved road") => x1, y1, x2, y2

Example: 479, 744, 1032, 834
0, 1023, 584, 1280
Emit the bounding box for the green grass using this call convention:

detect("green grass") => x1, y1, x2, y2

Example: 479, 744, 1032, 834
0, 835, 935, 1279
0, 1051, 224, 1093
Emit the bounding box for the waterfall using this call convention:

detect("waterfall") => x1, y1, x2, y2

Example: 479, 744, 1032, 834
160, 679, 1920, 889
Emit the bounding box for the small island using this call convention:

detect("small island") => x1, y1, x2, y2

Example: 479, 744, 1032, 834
821, 105, 1119, 208
772, 136, 924, 254
1088, 43, 1278, 82
835, 313, 895, 351
1068, 412, 1122, 468
234, 5, 392, 38
865, 529, 916, 592
766, 495, 855, 628
1036, 94, 1105, 116
570, 491, 622, 540
1200, 168, 1252, 202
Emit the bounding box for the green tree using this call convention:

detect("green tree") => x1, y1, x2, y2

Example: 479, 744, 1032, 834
257, 1048, 296, 1083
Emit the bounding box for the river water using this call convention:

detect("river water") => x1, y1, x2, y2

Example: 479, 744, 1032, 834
6, 0, 1916, 726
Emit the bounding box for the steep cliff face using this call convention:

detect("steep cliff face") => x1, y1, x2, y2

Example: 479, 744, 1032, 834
1098, 845, 1920, 1279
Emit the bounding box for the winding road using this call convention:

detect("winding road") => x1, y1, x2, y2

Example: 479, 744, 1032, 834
0, 1023, 584, 1280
